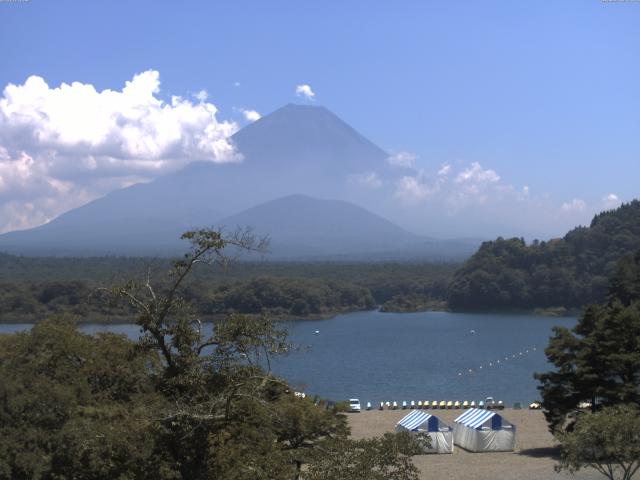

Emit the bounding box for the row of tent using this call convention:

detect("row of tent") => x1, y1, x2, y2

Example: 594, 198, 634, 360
395, 408, 515, 454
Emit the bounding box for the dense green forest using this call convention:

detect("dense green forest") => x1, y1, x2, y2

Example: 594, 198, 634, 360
0, 255, 456, 322
448, 200, 640, 311
0, 230, 422, 479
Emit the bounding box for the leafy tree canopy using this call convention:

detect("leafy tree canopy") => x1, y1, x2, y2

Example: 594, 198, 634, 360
556, 404, 640, 480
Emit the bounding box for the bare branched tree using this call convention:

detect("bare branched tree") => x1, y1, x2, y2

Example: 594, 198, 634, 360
107, 228, 288, 425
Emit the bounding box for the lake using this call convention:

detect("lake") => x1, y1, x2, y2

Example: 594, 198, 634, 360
0, 310, 575, 406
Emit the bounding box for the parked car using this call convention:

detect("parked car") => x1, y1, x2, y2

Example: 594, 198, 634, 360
349, 398, 361, 412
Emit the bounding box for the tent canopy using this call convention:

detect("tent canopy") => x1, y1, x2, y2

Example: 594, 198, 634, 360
454, 408, 509, 429
453, 408, 515, 452
397, 410, 439, 432
396, 410, 453, 454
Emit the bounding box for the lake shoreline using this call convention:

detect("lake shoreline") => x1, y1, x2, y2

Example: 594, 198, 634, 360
0, 303, 581, 325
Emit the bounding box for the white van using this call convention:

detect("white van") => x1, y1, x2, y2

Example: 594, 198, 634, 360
349, 398, 361, 412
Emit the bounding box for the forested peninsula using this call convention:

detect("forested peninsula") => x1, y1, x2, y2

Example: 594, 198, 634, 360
448, 200, 640, 312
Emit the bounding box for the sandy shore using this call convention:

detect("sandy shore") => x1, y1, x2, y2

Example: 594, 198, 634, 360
347, 408, 602, 480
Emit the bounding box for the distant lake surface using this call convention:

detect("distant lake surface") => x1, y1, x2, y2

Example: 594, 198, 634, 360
0, 311, 576, 405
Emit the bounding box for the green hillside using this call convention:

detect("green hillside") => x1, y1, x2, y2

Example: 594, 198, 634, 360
448, 200, 640, 311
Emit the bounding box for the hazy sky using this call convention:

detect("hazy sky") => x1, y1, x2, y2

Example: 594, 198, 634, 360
0, 0, 638, 238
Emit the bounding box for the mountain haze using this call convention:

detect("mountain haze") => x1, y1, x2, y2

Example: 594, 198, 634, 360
0, 104, 476, 259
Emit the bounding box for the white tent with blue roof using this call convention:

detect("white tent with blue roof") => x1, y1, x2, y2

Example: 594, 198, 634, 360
395, 410, 453, 454
453, 408, 515, 452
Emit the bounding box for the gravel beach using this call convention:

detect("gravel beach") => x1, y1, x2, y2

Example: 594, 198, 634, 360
347, 409, 603, 480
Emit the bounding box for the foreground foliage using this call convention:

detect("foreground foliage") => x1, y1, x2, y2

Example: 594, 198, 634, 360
303, 432, 421, 480
0, 319, 165, 480
556, 405, 640, 480
449, 200, 640, 311
0, 229, 422, 479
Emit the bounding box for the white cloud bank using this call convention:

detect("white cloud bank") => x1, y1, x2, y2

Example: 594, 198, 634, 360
0, 70, 239, 232
561, 198, 587, 213
387, 151, 417, 168
384, 158, 621, 237
295, 84, 316, 101
394, 161, 500, 208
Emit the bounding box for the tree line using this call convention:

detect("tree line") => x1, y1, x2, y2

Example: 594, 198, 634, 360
0, 257, 456, 322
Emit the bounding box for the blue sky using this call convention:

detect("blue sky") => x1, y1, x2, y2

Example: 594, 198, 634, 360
0, 0, 638, 237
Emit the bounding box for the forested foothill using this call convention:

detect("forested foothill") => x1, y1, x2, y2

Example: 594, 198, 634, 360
448, 200, 640, 312
0, 253, 456, 323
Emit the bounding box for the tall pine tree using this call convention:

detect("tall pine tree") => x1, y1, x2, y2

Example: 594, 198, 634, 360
536, 251, 640, 432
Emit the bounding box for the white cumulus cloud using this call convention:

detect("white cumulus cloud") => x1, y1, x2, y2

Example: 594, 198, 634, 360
295, 84, 316, 101
241, 109, 261, 122
394, 171, 440, 203
395, 176, 428, 202
393, 161, 533, 214
455, 162, 500, 184
0, 70, 240, 232
561, 198, 587, 213
387, 151, 417, 168
437, 164, 451, 176
194, 90, 208, 102
602, 193, 621, 210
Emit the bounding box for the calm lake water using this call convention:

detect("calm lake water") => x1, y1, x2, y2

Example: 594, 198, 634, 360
0, 310, 576, 406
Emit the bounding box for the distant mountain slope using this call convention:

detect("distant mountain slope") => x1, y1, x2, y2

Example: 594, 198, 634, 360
0, 191, 478, 259
0, 104, 395, 256
448, 200, 640, 310
218, 194, 419, 258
